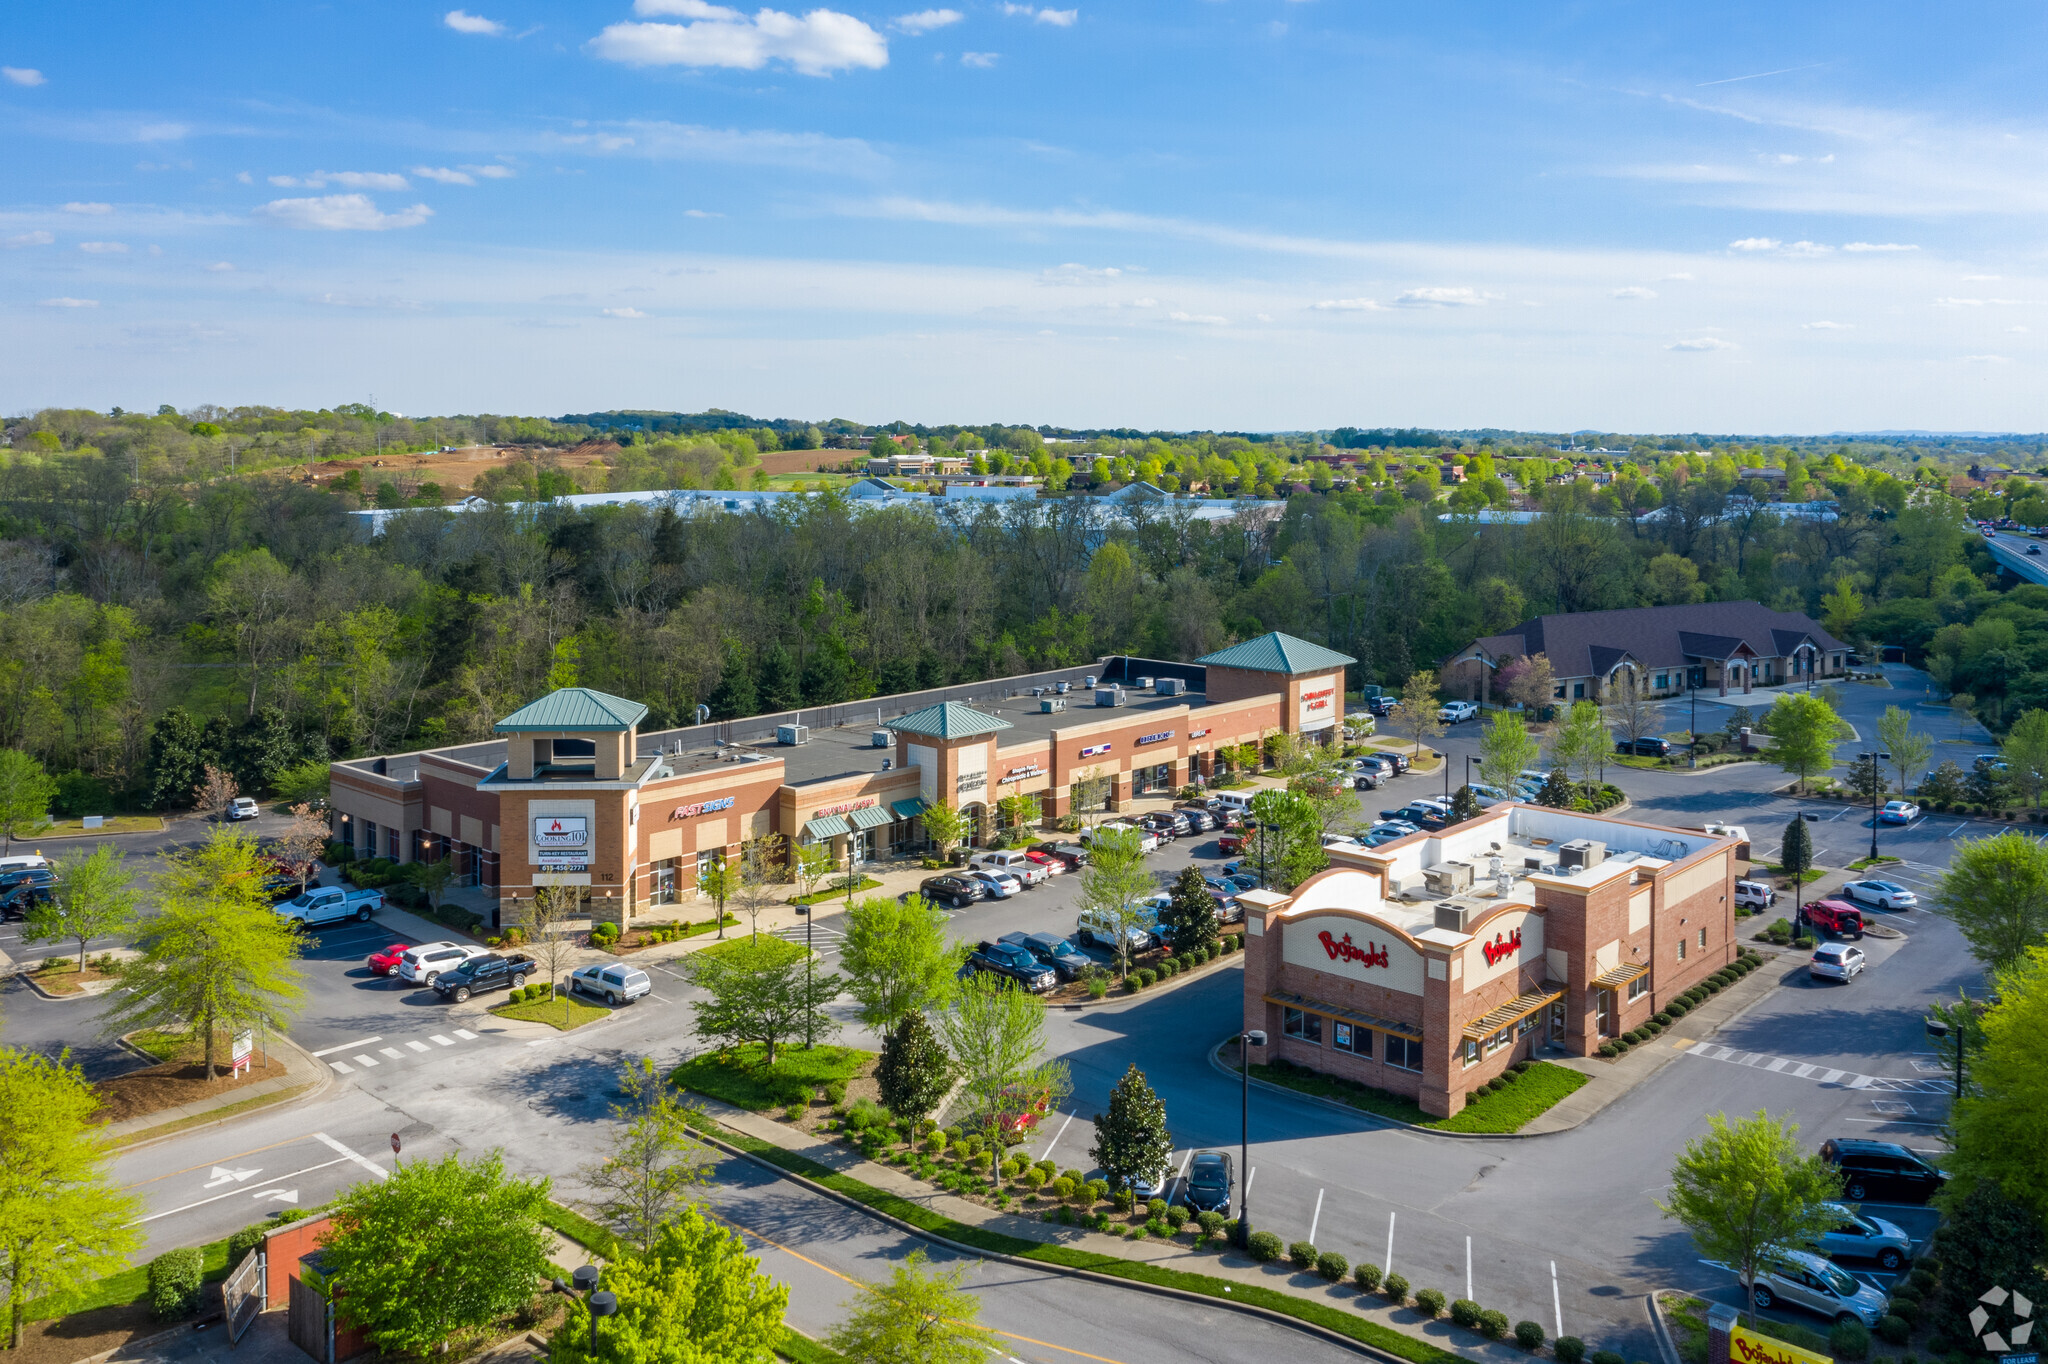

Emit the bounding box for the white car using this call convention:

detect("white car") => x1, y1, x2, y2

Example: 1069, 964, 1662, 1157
1879, 800, 1920, 825
1810, 942, 1866, 983
1842, 879, 1917, 910
1082, 822, 1161, 853
399, 941, 489, 985
967, 849, 1050, 887
227, 796, 260, 821
569, 962, 652, 1005
967, 869, 1023, 899
1734, 879, 1777, 912
1436, 701, 1479, 723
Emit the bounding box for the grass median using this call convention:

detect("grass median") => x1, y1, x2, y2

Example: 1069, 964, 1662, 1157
672, 1044, 873, 1111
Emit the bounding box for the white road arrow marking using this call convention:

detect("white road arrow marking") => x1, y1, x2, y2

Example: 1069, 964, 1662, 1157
252, 1189, 300, 1204
204, 1166, 261, 1189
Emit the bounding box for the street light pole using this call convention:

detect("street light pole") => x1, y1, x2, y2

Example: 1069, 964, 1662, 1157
1235, 1028, 1266, 1247
554, 1266, 617, 1355
794, 904, 814, 1048
1689, 683, 1698, 769
1859, 751, 1881, 863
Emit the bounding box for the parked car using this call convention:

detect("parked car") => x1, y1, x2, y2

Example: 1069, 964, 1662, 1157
1801, 899, 1865, 938
433, 952, 534, 1003
1138, 812, 1182, 841
227, 795, 260, 821
276, 885, 385, 928
1842, 879, 1917, 910
1082, 822, 1161, 853
1184, 1150, 1234, 1213
1802, 1202, 1912, 1272
1437, 701, 1479, 723
963, 940, 1056, 992
0, 854, 51, 877
1356, 754, 1397, 778
967, 869, 1023, 900
1749, 1248, 1890, 1326
1381, 800, 1451, 829
1076, 910, 1156, 954
1218, 872, 1260, 894
969, 849, 1050, 886
1365, 695, 1396, 717
1809, 942, 1866, 983
569, 961, 652, 1005
366, 942, 413, 976
1617, 736, 1672, 757
400, 941, 489, 985
1175, 805, 1218, 832
0, 865, 54, 893
1378, 751, 1412, 773
1734, 879, 1777, 912
920, 874, 988, 909
1818, 1138, 1947, 1205
1879, 800, 1921, 824
0, 880, 53, 918
1217, 831, 1247, 856
1041, 842, 1090, 870
1131, 1161, 1176, 1201
1004, 931, 1096, 982
1022, 848, 1069, 875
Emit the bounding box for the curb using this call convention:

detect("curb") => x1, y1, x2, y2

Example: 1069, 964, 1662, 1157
691, 1125, 1420, 1364
1052, 946, 1243, 1011
104, 1031, 334, 1150
1645, 1291, 1684, 1364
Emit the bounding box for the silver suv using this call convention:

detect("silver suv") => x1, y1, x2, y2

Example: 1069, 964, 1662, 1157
1751, 1248, 1889, 1325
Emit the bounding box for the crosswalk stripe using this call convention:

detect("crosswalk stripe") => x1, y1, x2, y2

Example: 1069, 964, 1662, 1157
406, 1040, 429, 1053
1791, 1063, 1817, 1078
1765, 1058, 1791, 1073
1680, 1047, 1941, 1094
454, 1029, 477, 1040
430, 1035, 455, 1046
330, 1061, 353, 1074
1821, 1068, 1845, 1083
353, 1054, 379, 1067
381, 1047, 403, 1059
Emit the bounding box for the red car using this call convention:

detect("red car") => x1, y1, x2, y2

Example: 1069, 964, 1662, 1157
1218, 832, 1246, 857
1022, 848, 1067, 875
366, 942, 412, 976
1800, 900, 1865, 939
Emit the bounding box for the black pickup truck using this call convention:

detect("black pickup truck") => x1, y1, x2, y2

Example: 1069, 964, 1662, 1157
962, 940, 1056, 993
433, 952, 534, 1002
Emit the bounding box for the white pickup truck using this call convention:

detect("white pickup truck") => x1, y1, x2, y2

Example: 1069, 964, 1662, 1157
276, 885, 384, 927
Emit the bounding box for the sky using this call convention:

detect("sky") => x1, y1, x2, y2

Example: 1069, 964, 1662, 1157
5, 1, 2048, 432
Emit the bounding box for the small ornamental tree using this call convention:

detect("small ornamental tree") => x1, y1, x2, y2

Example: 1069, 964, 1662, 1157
1161, 865, 1221, 955
192, 763, 241, 822
0, 749, 56, 854
920, 801, 968, 862
875, 1011, 953, 1129
828, 1249, 994, 1364
1090, 1063, 1173, 1195
682, 935, 842, 1065
579, 1056, 712, 1251
28, 845, 138, 971
1448, 785, 1482, 823
548, 1209, 787, 1364
697, 855, 736, 938
1535, 768, 1574, 809
1780, 814, 1813, 889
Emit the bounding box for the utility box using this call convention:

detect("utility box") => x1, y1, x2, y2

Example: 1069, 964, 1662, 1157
777, 724, 809, 746
1423, 860, 1474, 895
1558, 839, 1606, 871
1095, 687, 1126, 708
1040, 697, 1066, 713
870, 730, 891, 748
1156, 678, 1185, 696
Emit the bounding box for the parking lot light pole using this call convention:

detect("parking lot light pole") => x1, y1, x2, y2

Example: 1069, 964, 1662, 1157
1689, 684, 1698, 769
1858, 751, 1882, 863
793, 904, 814, 1048
1235, 1028, 1266, 1247
554, 1265, 617, 1354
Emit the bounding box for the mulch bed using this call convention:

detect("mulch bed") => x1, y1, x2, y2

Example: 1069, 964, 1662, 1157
95, 1051, 288, 1124
10, 1298, 185, 1364
26, 964, 120, 997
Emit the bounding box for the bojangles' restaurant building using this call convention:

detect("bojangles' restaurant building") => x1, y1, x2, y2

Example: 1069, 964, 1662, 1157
1240, 804, 1741, 1116
327, 631, 1354, 927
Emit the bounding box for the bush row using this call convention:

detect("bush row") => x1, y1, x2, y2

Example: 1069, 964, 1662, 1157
1597, 953, 1761, 1058
1257, 1240, 1548, 1351
1122, 940, 1231, 991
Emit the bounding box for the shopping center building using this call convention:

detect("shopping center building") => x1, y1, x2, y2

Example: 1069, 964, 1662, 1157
326, 631, 1353, 926
1238, 804, 1742, 1116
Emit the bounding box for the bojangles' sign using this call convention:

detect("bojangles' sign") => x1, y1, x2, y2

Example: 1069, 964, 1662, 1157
1318, 929, 1390, 969
1480, 927, 1524, 967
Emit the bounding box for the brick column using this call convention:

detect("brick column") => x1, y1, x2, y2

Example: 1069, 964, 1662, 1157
1708, 1303, 1737, 1364
1108, 773, 1134, 811
1420, 951, 1460, 1117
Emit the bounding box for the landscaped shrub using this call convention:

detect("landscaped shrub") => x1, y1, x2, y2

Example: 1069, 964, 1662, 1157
1554, 1336, 1587, 1364
1196, 1210, 1225, 1238
1480, 1310, 1511, 1340
1160, 959, 1178, 978
1166, 1205, 1190, 1230
1247, 1231, 1284, 1262
1877, 1316, 1911, 1346
1088, 976, 1109, 999
1831, 1320, 1871, 1361
1590, 1351, 1624, 1364
1317, 1251, 1349, 1282
227, 1223, 266, 1264
1147, 1197, 1168, 1218
1907, 1267, 1937, 1295
1381, 1273, 1409, 1303
1110, 1187, 1134, 1212
1414, 1288, 1447, 1318
1139, 968, 1158, 986
1354, 1262, 1383, 1291
1598, 1041, 1620, 1058
1515, 1321, 1546, 1352
1666, 1000, 1689, 1017
1289, 1240, 1318, 1269
1126, 974, 1144, 993
148, 1247, 205, 1320
1451, 1299, 1483, 1328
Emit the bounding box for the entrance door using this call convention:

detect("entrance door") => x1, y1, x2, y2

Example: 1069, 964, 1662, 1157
1549, 1001, 1566, 1045
1595, 990, 1616, 1038
851, 828, 875, 863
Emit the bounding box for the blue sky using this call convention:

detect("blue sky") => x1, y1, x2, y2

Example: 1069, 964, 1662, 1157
5, 1, 2047, 431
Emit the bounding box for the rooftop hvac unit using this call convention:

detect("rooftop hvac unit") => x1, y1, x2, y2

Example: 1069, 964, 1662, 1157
1423, 860, 1474, 896
1084, 675, 1098, 688
1040, 697, 1067, 713
1558, 838, 1606, 871
1136, 676, 1155, 689
1156, 678, 1185, 696
776, 724, 810, 746
1434, 901, 1475, 932
1095, 687, 1126, 708
870, 730, 891, 748
1055, 681, 1071, 694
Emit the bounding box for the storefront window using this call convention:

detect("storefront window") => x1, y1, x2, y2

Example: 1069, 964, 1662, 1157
1333, 1021, 1372, 1057
1282, 1007, 1321, 1044
1627, 973, 1650, 1001
1515, 1013, 1537, 1039
651, 858, 680, 905
1385, 1034, 1422, 1072
1486, 1027, 1510, 1054
1461, 1038, 1480, 1068
363, 820, 377, 855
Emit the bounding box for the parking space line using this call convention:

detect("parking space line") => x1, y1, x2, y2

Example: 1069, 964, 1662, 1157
1465, 1236, 1473, 1303
1308, 1188, 1324, 1245
1039, 1111, 1075, 1162
1385, 1211, 1395, 1278
380, 1047, 403, 1059
310, 1037, 382, 1058
1551, 1261, 1563, 1338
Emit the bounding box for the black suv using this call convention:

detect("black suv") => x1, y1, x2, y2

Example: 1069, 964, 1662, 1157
1004, 931, 1095, 981
962, 940, 1056, 992
1617, 736, 1673, 757
920, 874, 988, 908
432, 952, 534, 1003
1818, 1139, 1946, 1205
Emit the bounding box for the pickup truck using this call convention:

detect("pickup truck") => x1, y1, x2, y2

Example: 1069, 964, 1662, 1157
962, 940, 1056, 992
276, 885, 384, 927
433, 952, 535, 1002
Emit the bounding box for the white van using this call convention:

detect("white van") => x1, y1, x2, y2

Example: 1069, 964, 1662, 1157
0, 854, 50, 875
967, 848, 1049, 887
1212, 791, 1254, 816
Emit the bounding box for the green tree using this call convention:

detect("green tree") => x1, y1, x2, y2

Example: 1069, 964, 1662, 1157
1160, 865, 1220, 955
1547, 700, 1609, 793
2001, 708, 2048, 811
827, 1248, 994, 1364
1943, 948, 2048, 1224
1925, 1181, 2047, 1350
319, 1150, 553, 1357
839, 894, 965, 1029
0, 749, 55, 854
550, 1209, 787, 1364
1089, 1063, 1173, 1194
791, 842, 834, 904
734, 834, 786, 938
698, 855, 736, 938
26, 845, 138, 971
1391, 670, 1445, 761
875, 1011, 953, 1127
1448, 784, 1481, 822
1763, 692, 1842, 794
1248, 786, 1326, 890
580, 1056, 712, 1251
141, 709, 209, 811
1477, 710, 1540, 796
681, 935, 841, 1065
1659, 1110, 1842, 1326
919, 801, 967, 862
936, 974, 1070, 1195
1779, 814, 1813, 889
1874, 705, 1933, 798
1820, 575, 1865, 643
98, 828, 305, 1078
0, 1049, 141, 1349
1075, 826, 1152, 977
1534, 767, 1574, 808
1934, 832, 2048, 971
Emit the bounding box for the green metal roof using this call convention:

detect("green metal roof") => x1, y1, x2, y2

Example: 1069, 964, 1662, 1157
848, 804, 894, 830
885, 701, 1014, 740
493, 687, 650, 733
1194, 632, 1356, 677
891, 797, 929, 820
802, 815, 851, 840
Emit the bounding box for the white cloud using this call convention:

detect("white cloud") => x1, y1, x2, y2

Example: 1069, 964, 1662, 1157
1958, 354, 2011, 364
205, 261, 235, 272
590, 4, 888, 76
1000, 3, 1076, 22
313, 292, 425, 310
602, 306, 648, 317
1662, 272, 1695, 281
1802, 320, 1852, 329
1934, 296, 2022, 307
412, 163, 515, 184
39, 297, 98, 308
1963, 274, 2002, 281
416, 166, 476, 185
269, 171, 412, 190
236, 171, 253, 184
2, 67, 45, 87
1844, 242, 1918, 252
893, 8, 961, 32
1728, 237, 1780, 251
683, 208, 723, 217
77, 241, 128, 254
1040, 263, 1120, 284
254, 194, 434, 231
3, 230, 54, 248
1396, 286, 1487, 307
1169, 310, 1227, 324
960, 51, 997, 66
63, 201, 113, 214
1783, 240, 1832, 255
2008, 326, 2030, 334
470, 163, 516, 178
1669, 336, 1739, 351
134, 122, 189, 142
445, 9, 507, 34
1130, 297, 1157, 308
1612, 286, 1657, 300
1311, 297, 1385, 311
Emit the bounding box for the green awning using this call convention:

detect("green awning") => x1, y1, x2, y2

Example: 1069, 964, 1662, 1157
848, 805, 894, 830
802, 815, 850, 840
890, 798, 928, 820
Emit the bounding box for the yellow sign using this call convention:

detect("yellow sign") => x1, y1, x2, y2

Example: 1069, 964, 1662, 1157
1731, 1324, 1832, 1364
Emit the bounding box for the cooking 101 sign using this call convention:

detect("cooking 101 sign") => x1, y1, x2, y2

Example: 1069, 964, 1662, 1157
534, 815, 590, 866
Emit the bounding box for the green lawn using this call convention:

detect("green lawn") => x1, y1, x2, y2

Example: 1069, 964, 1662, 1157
126, 1028, 191, 1063
491, 997, 613, 1030
792, 877, 882, 906
1241, 1059, 1587, 1134
670, 1044, 873, 1110
43, 815, 167, 836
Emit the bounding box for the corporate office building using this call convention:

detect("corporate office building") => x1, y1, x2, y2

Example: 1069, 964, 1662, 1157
327, 632, 1353, 927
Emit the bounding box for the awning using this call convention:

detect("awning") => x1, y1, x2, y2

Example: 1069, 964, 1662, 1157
1462, 984, 1568, 1041
802, 815, 850, 840
1264, 991, 1421, 1042
1591, 961, 1650, 992
890, 797, 929, 820
848, 805, 893, 831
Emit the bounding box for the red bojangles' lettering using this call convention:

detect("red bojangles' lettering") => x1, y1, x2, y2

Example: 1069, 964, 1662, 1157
1481, 927, 1523, 966
1318, 930, 1390, 969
